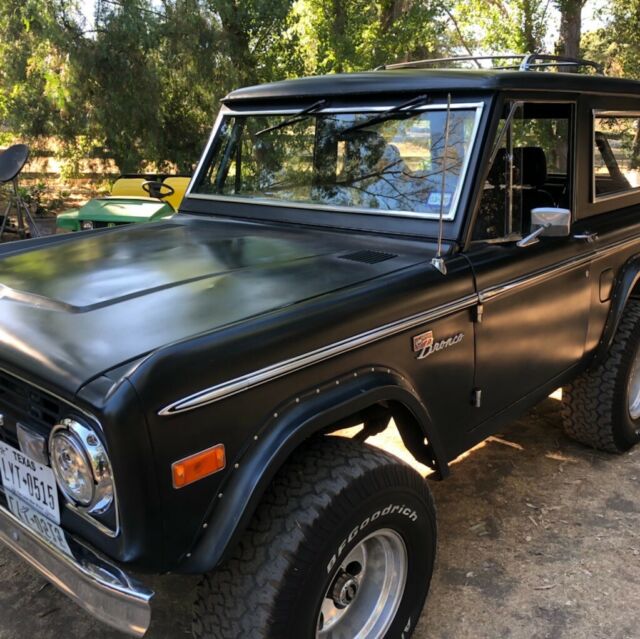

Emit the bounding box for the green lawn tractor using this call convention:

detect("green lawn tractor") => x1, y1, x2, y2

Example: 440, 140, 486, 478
56, 174, 190, 232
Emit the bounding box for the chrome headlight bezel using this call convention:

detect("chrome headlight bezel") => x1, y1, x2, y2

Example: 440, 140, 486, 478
50, 428, 94, 506
49, 418, 114, 515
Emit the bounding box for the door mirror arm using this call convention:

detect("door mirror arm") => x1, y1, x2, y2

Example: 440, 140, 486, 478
516, 223, 550, 248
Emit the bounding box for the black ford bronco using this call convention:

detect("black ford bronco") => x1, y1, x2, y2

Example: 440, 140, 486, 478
2, 52, 640, 638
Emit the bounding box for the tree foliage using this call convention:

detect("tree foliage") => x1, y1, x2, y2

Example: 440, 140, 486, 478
0, 0, 75, 141
592, 1, 640, 79
292, 0, 446, 73
447, 0, 549, 54
0, 0, 635, 174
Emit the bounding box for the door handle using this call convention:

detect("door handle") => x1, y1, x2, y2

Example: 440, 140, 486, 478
573, 231, 598, 243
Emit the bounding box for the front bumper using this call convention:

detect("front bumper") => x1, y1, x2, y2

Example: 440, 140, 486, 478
0, 502, 154, 636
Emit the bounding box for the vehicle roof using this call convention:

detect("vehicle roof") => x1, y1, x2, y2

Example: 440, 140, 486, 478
224, 69, 640, 103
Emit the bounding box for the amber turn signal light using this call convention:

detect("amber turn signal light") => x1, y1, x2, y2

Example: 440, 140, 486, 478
172, 444, 226, 489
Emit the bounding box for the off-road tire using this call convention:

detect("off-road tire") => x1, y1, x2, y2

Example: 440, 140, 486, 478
562, 299, 640, 453
192, 436, 437, 639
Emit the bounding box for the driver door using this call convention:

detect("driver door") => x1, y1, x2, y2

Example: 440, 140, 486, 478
466, 100, 592, 425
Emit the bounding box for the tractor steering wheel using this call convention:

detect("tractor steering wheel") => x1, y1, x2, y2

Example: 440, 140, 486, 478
142, 180, 175, 200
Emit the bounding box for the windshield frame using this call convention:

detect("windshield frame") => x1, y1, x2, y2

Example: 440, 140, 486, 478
187, 100, 485, 222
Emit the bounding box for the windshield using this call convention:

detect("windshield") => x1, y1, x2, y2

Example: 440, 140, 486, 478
192, 105, 481, 219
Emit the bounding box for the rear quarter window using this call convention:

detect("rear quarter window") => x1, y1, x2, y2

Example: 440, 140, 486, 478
593, 111, 640, 200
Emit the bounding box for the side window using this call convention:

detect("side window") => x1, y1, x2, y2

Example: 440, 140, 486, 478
473, 103, 572, 242
593, 112, 640, 199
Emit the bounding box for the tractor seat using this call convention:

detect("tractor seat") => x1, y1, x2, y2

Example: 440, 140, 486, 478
110, 175, 190, 210
162, 176, 190, 210
111, 177, 149, 198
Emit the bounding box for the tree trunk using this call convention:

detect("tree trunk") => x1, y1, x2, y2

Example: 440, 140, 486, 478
379, 0, 411, 63
380, 0, 406, 33
521, 0, 541, 53
217, 1, 255, 86
556, 0, 584, 59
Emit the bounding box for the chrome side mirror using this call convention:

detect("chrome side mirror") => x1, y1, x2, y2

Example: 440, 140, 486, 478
517, 207, 571, 248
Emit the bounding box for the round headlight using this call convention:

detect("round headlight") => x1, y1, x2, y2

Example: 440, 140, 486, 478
50, 430, 94, 505
80, 220, 94, 230
49, 419, 114, 513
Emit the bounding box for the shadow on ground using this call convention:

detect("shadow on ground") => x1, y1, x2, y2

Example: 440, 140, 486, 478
1, 397, 639, 639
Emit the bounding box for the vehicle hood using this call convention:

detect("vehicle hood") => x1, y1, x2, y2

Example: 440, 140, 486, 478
0, 215, 435, 395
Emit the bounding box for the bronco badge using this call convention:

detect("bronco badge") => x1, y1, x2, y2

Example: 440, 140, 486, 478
413, 330, 464, 359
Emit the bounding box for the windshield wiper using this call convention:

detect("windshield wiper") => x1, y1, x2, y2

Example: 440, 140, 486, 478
255, 99, 328, 137
340, 94, 430, 135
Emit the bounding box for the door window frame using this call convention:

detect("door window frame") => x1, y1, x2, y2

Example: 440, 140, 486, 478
466, 96, 577, 245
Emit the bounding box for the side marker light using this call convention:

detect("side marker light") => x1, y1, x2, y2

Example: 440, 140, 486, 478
172, 444, 226, 489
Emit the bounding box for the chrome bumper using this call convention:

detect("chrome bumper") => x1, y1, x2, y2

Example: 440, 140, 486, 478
0, 503, 153, 636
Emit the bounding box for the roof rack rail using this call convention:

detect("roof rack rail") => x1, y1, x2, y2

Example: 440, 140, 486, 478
376, 53, 604, 75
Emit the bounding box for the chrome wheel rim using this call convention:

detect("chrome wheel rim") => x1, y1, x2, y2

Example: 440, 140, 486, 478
629, 346, 640, 420
316, 529, 408, 639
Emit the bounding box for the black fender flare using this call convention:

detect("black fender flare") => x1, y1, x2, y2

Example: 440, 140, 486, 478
593, 254, 640, 366
180, 366, 448, 573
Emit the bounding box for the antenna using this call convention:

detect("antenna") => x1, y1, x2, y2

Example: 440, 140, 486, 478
431, 93, 451, 276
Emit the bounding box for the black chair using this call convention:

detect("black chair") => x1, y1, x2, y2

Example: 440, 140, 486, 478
0, 144, 40, 240
513, 146, 556, 231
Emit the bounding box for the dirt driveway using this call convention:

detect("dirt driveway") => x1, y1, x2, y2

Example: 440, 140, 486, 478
1, 395, 639, 639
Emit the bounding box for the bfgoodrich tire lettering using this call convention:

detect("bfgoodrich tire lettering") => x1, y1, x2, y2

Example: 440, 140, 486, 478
192, 436, 437, 639
562, 299, 640, 453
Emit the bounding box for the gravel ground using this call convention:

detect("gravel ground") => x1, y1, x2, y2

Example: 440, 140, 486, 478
1, 394, 639, 639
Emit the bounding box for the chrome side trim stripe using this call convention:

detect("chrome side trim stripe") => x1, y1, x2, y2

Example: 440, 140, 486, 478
158, 294, 479, 415
481, 233, 640, 303
160, 233, 640, 416
480, 254, 593, 302
596, 233, 640, 260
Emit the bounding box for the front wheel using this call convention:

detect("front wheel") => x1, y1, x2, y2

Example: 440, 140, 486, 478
192, 436, 437, 639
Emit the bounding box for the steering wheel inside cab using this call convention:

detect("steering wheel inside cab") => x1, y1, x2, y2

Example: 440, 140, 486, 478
142, 180, 175, 200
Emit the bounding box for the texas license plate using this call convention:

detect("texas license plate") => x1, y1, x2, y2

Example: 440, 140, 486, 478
5, 491, 71, 556
0, 440, 61, 524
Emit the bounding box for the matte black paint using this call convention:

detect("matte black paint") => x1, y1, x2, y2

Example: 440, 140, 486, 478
467, 239, 592, 422
224, 69, 640, 103
180, 369, 447, 572
2, 70, 640, 576
0, 217, 438, 394
593, 255, 640, 365
133, 252, 476, 570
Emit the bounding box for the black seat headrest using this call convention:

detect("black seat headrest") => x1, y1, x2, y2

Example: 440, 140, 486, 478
487, 148, 507, 186
514, 146, 547, 188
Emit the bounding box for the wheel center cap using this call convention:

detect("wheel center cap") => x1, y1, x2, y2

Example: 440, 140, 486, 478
332, 574, 359, 608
